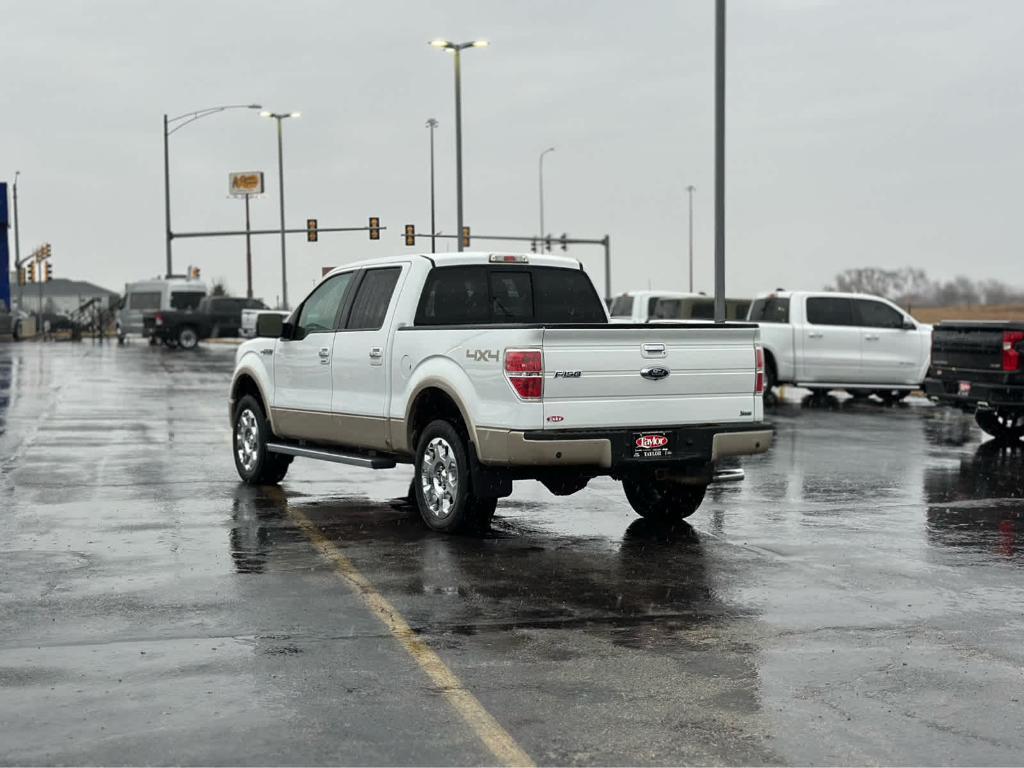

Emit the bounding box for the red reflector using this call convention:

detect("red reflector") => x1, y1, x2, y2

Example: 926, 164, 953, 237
1004, 331, 1024, 372
510, 377, 542, 399
505, 350, 542, 373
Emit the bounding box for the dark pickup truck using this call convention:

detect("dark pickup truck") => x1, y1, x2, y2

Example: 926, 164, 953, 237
923, 321, 1024, 441
145, 296, 268, 350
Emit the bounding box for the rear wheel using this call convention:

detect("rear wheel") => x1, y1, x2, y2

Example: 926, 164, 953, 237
975, 409, 1024, 442
847, 388, 872, 400
414, 420, 497, 533
233, 394, 292, 484
177, 325, 199, 350
622, 475, 707, 522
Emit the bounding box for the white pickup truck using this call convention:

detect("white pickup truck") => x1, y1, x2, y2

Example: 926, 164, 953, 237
610, 290, 751, 323
229, 253, 773, 533
749, 290, 932, 402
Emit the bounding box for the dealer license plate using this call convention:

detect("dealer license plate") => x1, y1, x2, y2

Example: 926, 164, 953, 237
633, 431, 672, 459
958, 381, 971, 396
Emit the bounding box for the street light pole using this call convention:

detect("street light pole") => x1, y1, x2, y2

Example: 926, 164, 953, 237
714, 0, 726, 324
430, 39, 488, 252
426, 118, 438, 253
261, 110, 301, 310
163, 103, 262, 278
13, 171, 22, 310
539, 147, 555, 249
244, 194, 253, 299
686, 185, 695, 292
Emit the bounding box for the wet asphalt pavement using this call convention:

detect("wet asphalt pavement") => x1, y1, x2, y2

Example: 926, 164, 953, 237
1, 340, 1022, 766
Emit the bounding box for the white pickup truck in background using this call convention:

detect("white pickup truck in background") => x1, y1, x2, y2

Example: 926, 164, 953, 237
749, 290, 932, 402
229, 253, 773, 533
609, 290, 751, 323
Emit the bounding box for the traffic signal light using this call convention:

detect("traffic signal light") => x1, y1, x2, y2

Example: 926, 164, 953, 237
369, 216, 380, 240
27, 262, 35, 282
560, 233, 568, 252
404, 224, 416, 247
43, 243, 51, 259
544, 235, 552, 253
462, 226, 471, 248
45, 263, 53, 282
17, 268, 25, 286
191, 267, 201, 279
530, 240, 537, 253
306, 218, 318, 243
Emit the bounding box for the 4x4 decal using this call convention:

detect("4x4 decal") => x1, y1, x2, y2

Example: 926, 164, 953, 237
465, 349, 500, 362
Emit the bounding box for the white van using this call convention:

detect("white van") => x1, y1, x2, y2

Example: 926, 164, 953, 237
609, 290, 751, 323
119, 278, 208, 338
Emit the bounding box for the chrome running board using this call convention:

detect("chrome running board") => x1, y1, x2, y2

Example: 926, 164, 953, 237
266, 442, 396, 469
711, 468, 745, 483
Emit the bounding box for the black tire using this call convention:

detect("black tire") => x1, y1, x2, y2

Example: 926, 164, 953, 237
763, 358, 777, 402
414, 419, 497, 533
809, 387, 831, 398
622, 475, 708, 522
232, 394, 292, 484
876, 389, 910, 404
975, 409, 1024, 442
177, 325, 199, 350
847, 388, 872, 400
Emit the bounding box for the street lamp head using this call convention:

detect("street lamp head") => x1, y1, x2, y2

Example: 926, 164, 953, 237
259, 111, 272, 118
429, 39, 451, 48
289, 112, 301, 118
471, 40, 489, 47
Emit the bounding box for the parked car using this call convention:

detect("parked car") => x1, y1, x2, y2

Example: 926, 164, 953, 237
923, 321, 1024, 441
146, 296, 268, 349
119, 278, 208, 340
229, 252, 773, 533
610, 290, 750, 323
748, 290, 932, 401
239, 307, 291, 339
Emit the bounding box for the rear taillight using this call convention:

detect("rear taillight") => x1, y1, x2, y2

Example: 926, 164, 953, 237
154, 313, 164, 326
505, 349, 543, 400
1003, 331, 1024, 372
754, 343, 765, 394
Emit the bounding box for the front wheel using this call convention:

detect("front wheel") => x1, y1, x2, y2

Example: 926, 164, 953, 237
622, 475, 707, 522
876, 389, 910, 404
975, 409, 1024, 442
233, 395, 292, 484
414, 420, 496, 533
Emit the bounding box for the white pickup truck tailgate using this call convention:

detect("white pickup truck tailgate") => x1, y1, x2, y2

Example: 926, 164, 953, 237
541, 325, 760, 429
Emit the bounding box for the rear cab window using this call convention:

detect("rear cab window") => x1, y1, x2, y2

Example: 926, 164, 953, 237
416, 266, 607, 326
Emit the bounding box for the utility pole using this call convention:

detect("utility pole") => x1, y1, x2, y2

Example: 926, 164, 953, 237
686, 185, 695, 293
13, 171, 22, 310
714, 0, 726, 323
426, 118, 438, 253
539, 147, 555, 248
244, 193, 253, 298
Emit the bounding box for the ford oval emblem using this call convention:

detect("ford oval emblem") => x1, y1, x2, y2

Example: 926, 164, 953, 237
641, 366, 670, 381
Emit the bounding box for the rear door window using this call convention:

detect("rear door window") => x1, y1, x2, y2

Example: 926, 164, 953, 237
806, 297, 854, 326
748, 297, 790, 323
854, 299, 906, 329
346, 267, 402, 331
170, 291, 204, 310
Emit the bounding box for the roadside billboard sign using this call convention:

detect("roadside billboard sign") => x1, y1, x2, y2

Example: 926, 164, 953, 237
229, 171, 264, 197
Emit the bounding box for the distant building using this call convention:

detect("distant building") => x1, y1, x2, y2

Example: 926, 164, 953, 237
7, 272, 119, 315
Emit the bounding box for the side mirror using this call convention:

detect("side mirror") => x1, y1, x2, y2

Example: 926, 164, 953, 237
256, 313, 285, 338
902, 319, 917, 331
280, 320, 296, 340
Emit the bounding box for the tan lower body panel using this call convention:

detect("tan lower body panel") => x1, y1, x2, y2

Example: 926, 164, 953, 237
711, 429, 773, 461
271, 408, 390, 452
475, 428, 613, 468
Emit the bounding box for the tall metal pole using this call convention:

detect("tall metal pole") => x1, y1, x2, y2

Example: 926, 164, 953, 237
163, 114, 173, 277
714, 0, 726, 324
427, 118, 438, 253
244, 194, 253, 299
275, 117, 289, 309
453, 48, 464, 252
539, 147, 555, 249
686, 185, 695, 293
13, 172, 22, 310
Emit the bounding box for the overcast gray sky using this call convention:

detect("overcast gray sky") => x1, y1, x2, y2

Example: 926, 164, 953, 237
4, 0, 1023, 304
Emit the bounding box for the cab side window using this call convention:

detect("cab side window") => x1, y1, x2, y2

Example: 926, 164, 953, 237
296, 273, 354, 335
806, 297, 854, 326
855, 299, 906, 329
346, 267, 402, 331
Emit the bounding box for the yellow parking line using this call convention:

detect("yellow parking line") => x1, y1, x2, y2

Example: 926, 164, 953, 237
289, 509, 534, 768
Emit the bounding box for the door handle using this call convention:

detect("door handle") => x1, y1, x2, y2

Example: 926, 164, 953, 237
369, 346, 383, 360
865, 334, 880, 341
319, 347, 330, 364
808, 332, 823, 339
